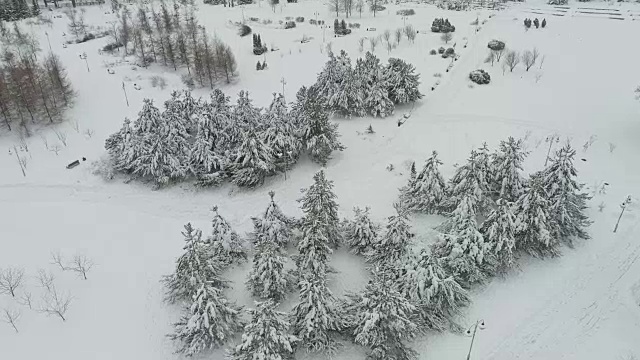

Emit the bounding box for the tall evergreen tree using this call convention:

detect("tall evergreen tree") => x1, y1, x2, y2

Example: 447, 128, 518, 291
261, 93, 302, 172
397, 249, 470, 331
228, 130, 276, 188
345, 206, 380, 255
491, 137, 528, 201
250, 191, 294, 248
299, 170, 341, 249
170, 284, 243, 356
401, 151, 447, 213
162, 223, 227, 304
233, 90, 262, 130
291, 273, 343, 354
541, 144, 591, 244
384, 58, 423, 105
247, 241, 291, 302
514, 175, 557, 258
296, 87, 345, 165
444, 147, 494, 215
344, 272, 418, 360
231, 300, 299, 360
368, 205, 413, 265
480, 199, 517, 272
433, 195, 489, 286
207, 206, 247, 265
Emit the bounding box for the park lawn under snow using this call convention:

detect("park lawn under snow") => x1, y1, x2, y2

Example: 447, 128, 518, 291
1, 0, 640, 359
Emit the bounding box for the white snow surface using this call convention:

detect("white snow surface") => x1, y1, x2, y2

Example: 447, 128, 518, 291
1, 0, 640, 359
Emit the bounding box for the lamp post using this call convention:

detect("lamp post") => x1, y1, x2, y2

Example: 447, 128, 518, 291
280, 77, 287, 101
79, 52, 89, 72
613, 195, 632, 233
122, 81, 129, 107
465, 319, 486, 360
45, 31, 53, 52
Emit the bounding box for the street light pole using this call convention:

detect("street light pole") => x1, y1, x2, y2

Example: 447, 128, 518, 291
613, 195, 632, 233
466, 319, 486, 360
122, 81, 129, 107
79, 52, 89, 72
45, 31, 53, 52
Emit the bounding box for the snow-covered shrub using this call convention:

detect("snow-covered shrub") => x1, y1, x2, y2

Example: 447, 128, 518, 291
284, 21, 296, 29
442, 47, 455, 58
102, 42, 124, 52
469, 69, 491, 84
238, 24, 252, 37
296, 16, 305, 22
431, 18, 455, 33
548, 0, 568, 4
396, 9, 416, 16
438, 46, 445, 54
487, 39, 506, 51
430, 49, 437, 55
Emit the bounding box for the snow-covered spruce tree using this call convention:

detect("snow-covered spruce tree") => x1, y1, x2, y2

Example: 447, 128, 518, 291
384, 58, 423, 105
105, 118, 135, 172
162, 223, 228, 304
397, 249, 470, 331
163, 90, 202, 135
250, 191, 295, 248
296, 221, 333, 278
480, 199, 517, 272
514, 175, 558, 258
295, 86, 345, 166
247, 240, 291, 302
356, 52, 394, 118
444, 147, 494, 215
233, 90, 263, 131
345, 206, 380, 255
129, 100, 191, 185
541, 143, 591, 244
207, 206, 247, 265
231, 300, 298, 360
170, 284, 243, 356
261, 93, 303, 172
433, 195, 490, 286
368, 205, 414, 266
401, 151, 447, 214
228, 129, 276, 187
344, 271, 418, 360
313, 51, 353, 109
299, 170, 342, 249
491, 137, 528, 202
206, 89, 237, 150
291, 273, 343, 354
329, 64, 366, 118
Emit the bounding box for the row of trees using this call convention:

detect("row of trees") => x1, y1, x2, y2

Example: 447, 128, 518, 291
313, 50, 422, 118
486, 42, 542, 73
400, 138, 591, 284
0, 0, 37, 22
0, 23, 75, 134
112, 2, 237, 87
105, 88, 344, 187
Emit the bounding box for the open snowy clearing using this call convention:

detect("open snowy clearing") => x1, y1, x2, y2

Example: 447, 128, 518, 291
1, 0, 640, 359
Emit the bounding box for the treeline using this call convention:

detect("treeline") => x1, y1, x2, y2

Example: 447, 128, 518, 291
104, 88, 344, 187
0, 23, 75, 134
110, 1, 237, 87
0, 0, 38, 22
312, 50, 422, 118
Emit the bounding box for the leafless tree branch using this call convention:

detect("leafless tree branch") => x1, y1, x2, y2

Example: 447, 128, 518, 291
0, 268, 25, 297
68, 255, 94, 280
38, 286, 72, 322
2, 308, 21, 333
51, 251, 68, 271
36, 269, 56, 292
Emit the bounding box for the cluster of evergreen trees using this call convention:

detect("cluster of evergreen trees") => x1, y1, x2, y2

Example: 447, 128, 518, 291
0, 0, 37, 22
312, 50, 422, 118
113, 2, 237, 87
105, 88, 344, 187
400, 138, 592, 283
0, 23, 75, 134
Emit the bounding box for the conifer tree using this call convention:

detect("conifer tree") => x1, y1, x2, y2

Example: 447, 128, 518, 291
261, 93, 302, 172
250, 191, 294, 248
433, 195, 489, 286
162, 223, 228, 304
231, 300, 298, 360
296, 87, 345, 165
296, 221, 333, 278
541, 143, 591, 244
514, 175, 557, 258
444, 147, 494, 215
480, 199, 517, 272
328, 65, 365, 117
291, 273, 343, 354
170, 284, 243, 356
345, 272, 418, 360
233, 90, 262, 130
368, 205, 413, 265
365, 79, 394, 118
208, 206, 247, 265
397, 249, 470, 331
356, 51, 393, 118
491, 137, 528, 201
247, 241, 291, 302
384, 58, 423, 105
228, 130, 276, 187
402, 151, 447, 214
299, 170, 341, 249
345, 206, 380, 255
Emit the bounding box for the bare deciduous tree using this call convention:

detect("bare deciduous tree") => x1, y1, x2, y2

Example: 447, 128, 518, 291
492, 47, 506, 62
2, 308, 21, 333
358, 37, 366, 53
51, 251, 68, 271
69, 255, 94, 280
441, 32, 453, 44
395, 28, 402, 44
355, 0, 364, 17
330, 0, 341, 17
522, 48, 539, 71
368, 36, 379, 52
0, 268, 25, 297
17, 292, 33, 309
504, 50, 520, 72
49, 144, 61, 155
382, 29, 391, 44
53, 130, 67, 146
485, 51, 496, 66
39, 285, 72, 322
343, 0, 353, 17
36, 269, 55, 292
84, 128, 95, 138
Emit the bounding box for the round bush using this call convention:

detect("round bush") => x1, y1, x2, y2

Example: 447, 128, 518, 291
487, 39, 505, 51
438, 47, 445, 54
430, 49, 437, 55
469, 69, 491, 85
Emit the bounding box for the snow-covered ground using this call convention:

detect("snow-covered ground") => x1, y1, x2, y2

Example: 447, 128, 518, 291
1, 0, 640, 359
